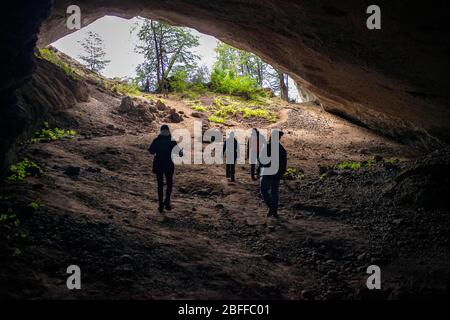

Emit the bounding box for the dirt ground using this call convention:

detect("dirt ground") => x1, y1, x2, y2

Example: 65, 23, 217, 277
1, 84, 449, 300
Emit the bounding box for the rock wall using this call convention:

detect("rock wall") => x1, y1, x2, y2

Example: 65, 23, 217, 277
1, 0, 450, 171
37, 0, 450, 148
1, 54, 88, 173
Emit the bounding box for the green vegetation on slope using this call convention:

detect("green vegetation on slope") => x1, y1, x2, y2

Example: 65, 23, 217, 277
31, 122, 77, 143
37, 48, 76, 79
284, 168, 305, 180
6, 159, 43, 183
188, 95, 278, 123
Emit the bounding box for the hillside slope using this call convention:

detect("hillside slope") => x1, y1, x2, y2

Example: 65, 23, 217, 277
0, 48, 449, 299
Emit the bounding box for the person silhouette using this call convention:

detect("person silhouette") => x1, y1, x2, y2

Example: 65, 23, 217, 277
148, 124, 183, 213
259, 130, 287, 217
222, 131, 239, 182
247, 128, 266, 180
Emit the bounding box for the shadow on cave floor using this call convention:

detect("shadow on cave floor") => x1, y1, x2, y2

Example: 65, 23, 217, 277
1, 75, 449, 300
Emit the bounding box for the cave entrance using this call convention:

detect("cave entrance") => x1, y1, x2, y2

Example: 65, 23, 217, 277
50, 15, 302, 103
2, 1, 450, 301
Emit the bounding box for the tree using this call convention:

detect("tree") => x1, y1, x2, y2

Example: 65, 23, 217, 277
78, 31, 110, 73
190, 65, 210, 84
277, 70, 289, 101
134, 19, 200, 93
212, 42, 290, 100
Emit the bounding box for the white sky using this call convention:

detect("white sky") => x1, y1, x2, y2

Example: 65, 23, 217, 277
52, 16, 299, 101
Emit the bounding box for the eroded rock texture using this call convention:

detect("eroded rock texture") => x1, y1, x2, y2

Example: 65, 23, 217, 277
38, 0, 450, 148
1, 1, 450, 170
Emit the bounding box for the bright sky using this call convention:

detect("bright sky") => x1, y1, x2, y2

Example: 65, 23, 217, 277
53, 16, 300, 101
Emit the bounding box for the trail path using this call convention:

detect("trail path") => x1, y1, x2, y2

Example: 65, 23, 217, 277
4, 86, 446, 300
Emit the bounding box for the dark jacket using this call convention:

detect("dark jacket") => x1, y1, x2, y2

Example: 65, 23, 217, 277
148, 135, 181, 173
260, 141, 287, 179
246, 131, 266, 162
222, 137, 239, 161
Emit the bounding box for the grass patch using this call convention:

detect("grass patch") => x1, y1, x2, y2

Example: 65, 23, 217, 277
6, 158, 43, 183
37, 48, 76, 79
192, 105, 207, 112
335, 161, 362, 170
185, 94, 278, 123
239, 107, 277, 122
208, 115, 225, 123
31, 122, 77, 143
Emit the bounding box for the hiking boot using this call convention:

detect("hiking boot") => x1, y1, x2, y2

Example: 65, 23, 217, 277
158, 205, 164, 213
164, 201, 172, 211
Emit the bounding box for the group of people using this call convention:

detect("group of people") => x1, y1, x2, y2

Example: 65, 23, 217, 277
148, 125, 287, 217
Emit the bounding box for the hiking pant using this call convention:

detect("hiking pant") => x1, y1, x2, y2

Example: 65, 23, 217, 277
260, 176, 280, 214
250, 164, 261, 180
155, 166, 174, 206
226, 163, 236, 180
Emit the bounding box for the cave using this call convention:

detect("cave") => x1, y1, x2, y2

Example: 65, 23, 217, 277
0, 0, 449, 302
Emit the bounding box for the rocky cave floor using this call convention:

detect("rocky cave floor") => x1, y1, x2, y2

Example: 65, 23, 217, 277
0, 83, 449, 300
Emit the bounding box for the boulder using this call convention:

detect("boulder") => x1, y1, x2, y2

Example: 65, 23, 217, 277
191, 112, 205, 118
118, 96, 134, 113
170, 112, 183, 123
155, 100, 167, 111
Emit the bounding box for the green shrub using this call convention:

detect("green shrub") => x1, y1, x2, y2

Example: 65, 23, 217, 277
38, 48, 76, 79
210, 68, 265, 99
208, 115, 225, 123
212, 105, 237, 118
284, 168, 305, 180
189, 82, 208, 94
192, 105, 207, 112
169, 69, 188, 93
0, 210, 19, 226
366, 158, 376, 167
335, 161, 362, 170
111, 82, 141, 96
384, 157, 399, 165
7, 159, 43, 182
28, 201, 40, 211
239, 107, 277, 122
31, 122, 77, 143
13, 248, 22, 257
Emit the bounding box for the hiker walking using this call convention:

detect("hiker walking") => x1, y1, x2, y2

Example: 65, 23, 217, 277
222, 131, 239, 182
259, 130, 287, 217
247, 128, 266, 180
148, 124, 183, 213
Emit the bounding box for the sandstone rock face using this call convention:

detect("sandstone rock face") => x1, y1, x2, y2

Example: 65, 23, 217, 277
34, 0, 450, 149
1, 57, 89, 171
1, 1, 450, 171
